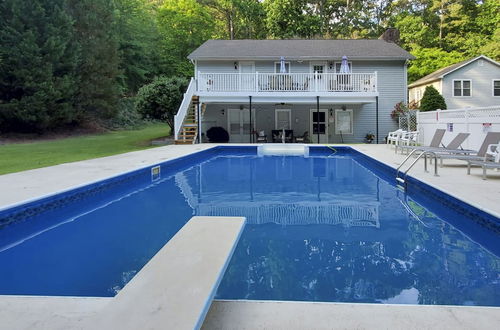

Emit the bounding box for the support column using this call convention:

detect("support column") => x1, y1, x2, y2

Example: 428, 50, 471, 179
376, 96, 379, 144
197, 102, 202, 144
249, 96, 253, 143
316, 96, 320, 144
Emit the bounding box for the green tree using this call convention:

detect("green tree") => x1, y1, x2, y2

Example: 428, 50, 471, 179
135, 76, 188, 130
408, 47, 464, 82
157, 0, 214, 77
264, 0, 321, 38
0, 0, 79, 132
114, 0, 164, 94
68, 0, 121, 121
420, 85, 447, 111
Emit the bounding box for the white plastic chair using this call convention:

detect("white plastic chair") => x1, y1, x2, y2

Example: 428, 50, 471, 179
485, 143, 500, 163
387, 129, 405, 146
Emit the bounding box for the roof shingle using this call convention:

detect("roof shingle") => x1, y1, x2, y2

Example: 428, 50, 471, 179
188, 39, 415, 60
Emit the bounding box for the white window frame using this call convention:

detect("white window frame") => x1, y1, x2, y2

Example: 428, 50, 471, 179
334, 109, 353, 135
310, 61, 328, 74
334, 61, 353, 73
452, 79, 472, 97
274, 61, 291, 73
493, 79, 500, 97
275, 109, 292, 130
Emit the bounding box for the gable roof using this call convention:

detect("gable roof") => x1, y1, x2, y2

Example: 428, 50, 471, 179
408, 55, 500, 88
188, 39, 415, 61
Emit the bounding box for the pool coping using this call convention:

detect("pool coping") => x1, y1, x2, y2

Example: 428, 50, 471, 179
0, 216, 246, 330
0, 144, 499, 329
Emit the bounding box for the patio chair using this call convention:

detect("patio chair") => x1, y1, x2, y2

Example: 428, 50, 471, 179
387, 129, 405, 146
255, 130, 267, 143
398, 129, 445, 154
434, 132, 500, 166
295, 131, 309, 143
466, 143, 500, 179
395, 131, 419, 153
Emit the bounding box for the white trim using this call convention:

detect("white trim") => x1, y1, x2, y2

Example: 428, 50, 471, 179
334, 61, 353, 73
309, 61, 328, 74
274, 61, 291, 73
440, 55, 500, 79
274, 109, 292, 130
492, 79, 500, 97
334, 109, 354, 135
452, 79, 472, 98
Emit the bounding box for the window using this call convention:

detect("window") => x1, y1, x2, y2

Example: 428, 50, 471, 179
335, 109, 353, 134
274, 62, 290, 73
493, 80, 500, 97
453, 80, 471, 97
416, 89, 422, 101
334, 62, 352, 73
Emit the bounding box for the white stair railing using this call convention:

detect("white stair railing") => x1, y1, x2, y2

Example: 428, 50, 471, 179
174, 78, 196, 140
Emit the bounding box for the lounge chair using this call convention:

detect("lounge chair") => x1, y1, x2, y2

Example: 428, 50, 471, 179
397, 129, 445, 154
467, 143, 500, 179
295, 131, 309, 143
434, 132, 500, 166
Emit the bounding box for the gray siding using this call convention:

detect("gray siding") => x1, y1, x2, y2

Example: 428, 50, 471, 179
198, 60, 407, 143
442, 60, 500, 109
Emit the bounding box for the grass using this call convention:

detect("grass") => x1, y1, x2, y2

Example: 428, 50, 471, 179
0, 123, 170, 175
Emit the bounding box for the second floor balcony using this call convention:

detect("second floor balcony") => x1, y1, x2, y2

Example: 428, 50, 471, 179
196, 72, 377, 94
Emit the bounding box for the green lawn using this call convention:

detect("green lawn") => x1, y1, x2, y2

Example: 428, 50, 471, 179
0, 123, 170, 175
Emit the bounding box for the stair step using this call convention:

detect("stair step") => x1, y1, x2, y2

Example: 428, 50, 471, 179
396, 177, 405, 184
175, 140, 195, 145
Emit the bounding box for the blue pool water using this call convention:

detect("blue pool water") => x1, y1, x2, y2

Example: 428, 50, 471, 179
0, 147, 499, 306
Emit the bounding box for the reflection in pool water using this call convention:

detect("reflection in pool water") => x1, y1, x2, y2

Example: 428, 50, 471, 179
178, 154, 500, 306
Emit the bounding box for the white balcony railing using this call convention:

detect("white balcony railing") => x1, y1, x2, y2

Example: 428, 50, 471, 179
197, 72, 377, 93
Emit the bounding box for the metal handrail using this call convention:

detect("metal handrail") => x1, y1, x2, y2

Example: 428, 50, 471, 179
396, 149, 439, 187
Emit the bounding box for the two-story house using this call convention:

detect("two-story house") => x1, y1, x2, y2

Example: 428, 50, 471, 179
174, 39, 414, 144
408, 55, 500, 110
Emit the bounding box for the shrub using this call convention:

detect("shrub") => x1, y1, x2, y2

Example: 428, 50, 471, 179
103, 97, 148, 130
390, 101, 409, 120
420, 86, 447, 111
135, 76, 188, 131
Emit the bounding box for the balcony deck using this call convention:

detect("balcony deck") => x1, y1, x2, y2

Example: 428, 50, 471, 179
197, 72, 376, 93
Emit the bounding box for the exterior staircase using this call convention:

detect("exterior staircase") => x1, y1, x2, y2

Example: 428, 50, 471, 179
175, 96, 199, 144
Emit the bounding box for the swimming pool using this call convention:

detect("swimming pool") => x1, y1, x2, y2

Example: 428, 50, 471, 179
0, 146, 498, 306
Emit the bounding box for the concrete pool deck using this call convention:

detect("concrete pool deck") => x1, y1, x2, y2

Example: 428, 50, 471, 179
0, 143, 499, 329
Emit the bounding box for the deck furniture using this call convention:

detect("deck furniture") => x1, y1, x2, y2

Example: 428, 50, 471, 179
434, 132, 500, 166
272, 130, 293, 143
387, 129, 405, 146
397, 129, 446, 154
255, 131, 268, 143
467, 143, 500, 179
295, 131, 309, 143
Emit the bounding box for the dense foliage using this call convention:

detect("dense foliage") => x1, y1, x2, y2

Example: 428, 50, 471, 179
135, 76, 188, 130
420, 86, 447, 111
1, 0, 498, 132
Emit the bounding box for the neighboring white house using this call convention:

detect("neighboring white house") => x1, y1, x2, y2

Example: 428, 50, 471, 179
408, 55, 500, 109
175, 39, 414, 144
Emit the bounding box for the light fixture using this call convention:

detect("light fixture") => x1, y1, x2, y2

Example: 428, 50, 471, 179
234, 62, 238, 70
221, 109, 225, 115
239, 105, 244, 110
329, 108, 333, 116
341, 105, 347, 111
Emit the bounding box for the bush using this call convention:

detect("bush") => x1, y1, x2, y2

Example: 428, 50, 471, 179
135, 76, 188, 131
206, 127, 229, 143
102, 97, 149, 130
420, 86, 447, 111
